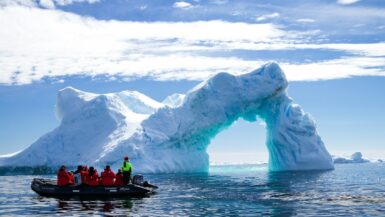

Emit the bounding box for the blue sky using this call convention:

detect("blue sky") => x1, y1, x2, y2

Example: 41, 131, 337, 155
0, 0, 384, 161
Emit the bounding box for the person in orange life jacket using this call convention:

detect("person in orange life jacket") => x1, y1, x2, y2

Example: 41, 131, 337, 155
87, 166, 99, 186
57, 165, 74, 186
114, 169, 124, 186
122, 156, 132, 185
68, 171, 74, 184
101, 165, 116, 186
81, 165, 88, 183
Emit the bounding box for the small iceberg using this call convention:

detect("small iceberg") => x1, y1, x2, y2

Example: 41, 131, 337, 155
333, 152, 370, 164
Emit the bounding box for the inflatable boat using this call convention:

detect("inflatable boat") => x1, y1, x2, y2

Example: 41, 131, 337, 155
31, 176, 157, 198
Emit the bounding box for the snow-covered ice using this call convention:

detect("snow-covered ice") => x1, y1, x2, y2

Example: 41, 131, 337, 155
0, 63, 334, 172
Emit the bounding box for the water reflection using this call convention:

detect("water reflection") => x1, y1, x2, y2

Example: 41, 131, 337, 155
151, 169, 330, 217
2, 164, 384, 216
57, 198, 134, 215
264, 170, 329, 217
58, 200, 68, 210
267, 170, 328, 191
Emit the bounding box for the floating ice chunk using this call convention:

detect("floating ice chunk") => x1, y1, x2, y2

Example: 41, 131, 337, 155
333, 152, 369, 164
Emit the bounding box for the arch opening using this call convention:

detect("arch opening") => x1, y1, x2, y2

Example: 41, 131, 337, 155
207, 118, 268, 166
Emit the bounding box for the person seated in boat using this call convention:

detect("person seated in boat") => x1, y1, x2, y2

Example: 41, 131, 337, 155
73, 165, 87, 185
81, 165, 88, 183
101, 165, 116, 186
57, 165, 74, 186
73, 165, 82, 185
74, 165, 83, 174
122, 156, 132, 185
86, 166, 99, 186
68, 171, 75, 184
114, 169, 124, 186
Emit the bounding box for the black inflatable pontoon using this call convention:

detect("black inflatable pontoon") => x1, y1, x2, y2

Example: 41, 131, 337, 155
31, 178, 157, 198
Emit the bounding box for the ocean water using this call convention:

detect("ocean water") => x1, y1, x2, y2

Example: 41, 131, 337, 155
0, 163, 384, 216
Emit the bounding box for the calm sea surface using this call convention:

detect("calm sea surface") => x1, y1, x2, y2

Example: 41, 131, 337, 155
0, 163, 384, 216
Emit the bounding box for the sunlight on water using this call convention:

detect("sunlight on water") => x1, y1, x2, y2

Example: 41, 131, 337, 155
209, 164, 268, 173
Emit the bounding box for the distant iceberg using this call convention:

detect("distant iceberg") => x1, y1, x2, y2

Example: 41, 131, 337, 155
0, 63, 334, 173
333, 152, 370, 164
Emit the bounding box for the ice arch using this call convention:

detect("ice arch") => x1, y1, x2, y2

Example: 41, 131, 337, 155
103, 63, 334, 172
0, 63, 334, 173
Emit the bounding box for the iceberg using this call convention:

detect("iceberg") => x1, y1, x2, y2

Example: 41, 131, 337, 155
162, 93, 185, 108
0, 63, 334, 172
333, 152, 369, 164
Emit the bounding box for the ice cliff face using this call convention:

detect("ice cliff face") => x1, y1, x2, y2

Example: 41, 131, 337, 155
0, 63, 334, 172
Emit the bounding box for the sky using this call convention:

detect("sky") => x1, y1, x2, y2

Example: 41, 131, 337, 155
0, 0, 384, 162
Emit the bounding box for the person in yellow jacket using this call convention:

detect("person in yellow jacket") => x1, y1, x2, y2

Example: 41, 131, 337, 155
122, 156, 132, 185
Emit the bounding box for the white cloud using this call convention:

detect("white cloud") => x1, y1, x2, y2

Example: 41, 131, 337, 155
209, 42, 385, 57
210, 0, 228, 5
0, 0, 36, 7
256, 12, 280, 21
54, 0, 100, 5
282, 57, 385, 81
296, 18, 315, 23
39, 0, 55, 8
337, 0, 360, 5
0, 6, 284, 84
0, 6, 384, 85
173, 1, 193, 9
0, 0, 100, 8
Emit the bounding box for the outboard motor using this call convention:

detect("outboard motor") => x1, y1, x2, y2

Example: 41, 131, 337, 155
132, 174, 144, 185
